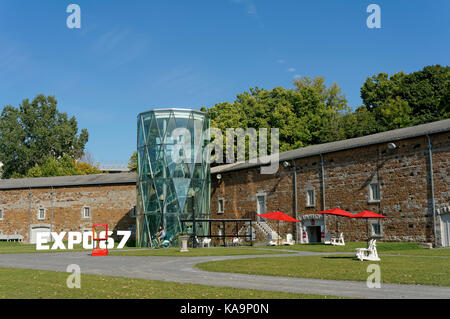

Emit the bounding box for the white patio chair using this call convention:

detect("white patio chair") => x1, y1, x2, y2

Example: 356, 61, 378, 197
355, 239, 380, 261
283, 233, 295, 246
232, 237, 240, 246
332, 233, 345, 246
267, 231, 279, 246
324, 233, 333, 245
202, 238, 211, 248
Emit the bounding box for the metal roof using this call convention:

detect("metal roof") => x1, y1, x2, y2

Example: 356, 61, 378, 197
138, 108, 206, 117
0, 119, 448, 188
211, 118, 450, 174
0, 172, 138, 190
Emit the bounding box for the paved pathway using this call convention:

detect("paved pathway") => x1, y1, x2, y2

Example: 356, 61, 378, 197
0, 250, 449, 299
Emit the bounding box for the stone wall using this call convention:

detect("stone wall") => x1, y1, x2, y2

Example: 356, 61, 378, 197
0, 183, 137, 243
211, 132, 450, 245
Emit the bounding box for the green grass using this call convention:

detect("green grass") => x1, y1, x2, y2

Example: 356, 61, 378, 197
196, 254, 450, 287
254, 242, 450, 256
0, 266, 341, 299
0, 241, 141, 254
110, 247, 294, 257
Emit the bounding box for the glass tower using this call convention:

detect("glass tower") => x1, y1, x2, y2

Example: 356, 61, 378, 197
136, 109, 211, 247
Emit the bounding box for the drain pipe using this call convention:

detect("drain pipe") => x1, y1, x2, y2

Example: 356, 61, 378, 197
427, 135, 437, 247
28, 187, 32, 243
292, 160, 299, 243
50, 186, 54, 242
320, 154, 327, 237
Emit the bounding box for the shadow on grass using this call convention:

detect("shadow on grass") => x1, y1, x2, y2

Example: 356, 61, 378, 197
322, 256, 357, 260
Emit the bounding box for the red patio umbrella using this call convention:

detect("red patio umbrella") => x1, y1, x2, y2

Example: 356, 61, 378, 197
257, 212, 301, 245
352, 211, 387, 243
316, 208, 354, 236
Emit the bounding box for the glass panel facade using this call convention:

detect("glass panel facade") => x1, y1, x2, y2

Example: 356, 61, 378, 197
136, 109, 211, 247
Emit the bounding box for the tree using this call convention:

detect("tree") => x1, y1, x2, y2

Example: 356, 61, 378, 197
361, 65, 450, 127
128, 151, 138, 172
0, 94, 89, 178
203, 76, 350, 162
25, 154, 101, 178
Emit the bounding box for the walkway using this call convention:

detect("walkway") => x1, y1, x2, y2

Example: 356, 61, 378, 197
0, 250, 449, 299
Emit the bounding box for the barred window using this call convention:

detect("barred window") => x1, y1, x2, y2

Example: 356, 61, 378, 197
369, 183, 380, 201
38, 208, 45, 220
306, 189, 315, 207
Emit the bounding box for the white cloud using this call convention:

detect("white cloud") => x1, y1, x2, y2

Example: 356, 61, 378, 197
287, 67, 296, 72
232, 0, 262, 26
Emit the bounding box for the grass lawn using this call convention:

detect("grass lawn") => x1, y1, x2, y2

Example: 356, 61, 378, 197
0, 266, 341, 299
110, 247, 294, 257
254, 242, 450, 256
0, 241, 142, 254
196, 254, 450, 286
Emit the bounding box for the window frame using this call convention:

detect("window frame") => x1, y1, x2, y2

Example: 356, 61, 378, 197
368, 183, 381, 203
217, 198, 225, 215
256, 193, 266, 221
370, 220, 383, 237
306, 189, 316, 208
82, 206, 91, 219
129, 206, 136, 218
37, 208, 46, 220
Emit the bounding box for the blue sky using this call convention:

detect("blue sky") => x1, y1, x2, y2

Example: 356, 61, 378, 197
0, 0, 448, 165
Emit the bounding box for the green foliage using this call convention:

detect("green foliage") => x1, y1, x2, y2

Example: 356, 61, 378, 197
360, 65, 449, 130
24, 154, 100, 178
128, 151, 138, 172
203, 66, 449, 159
75, 161, 102, 175
0, 94, 89, 179
204, 76, 350, 159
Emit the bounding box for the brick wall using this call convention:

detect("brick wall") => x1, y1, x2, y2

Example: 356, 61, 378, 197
211, 132, 450, 245
0, 183, 137, 243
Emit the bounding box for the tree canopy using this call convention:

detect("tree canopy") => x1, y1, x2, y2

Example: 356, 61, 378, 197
0, 94, 89, 178
360, 64, 449, 131
202, 65, 449, 161
26, 154, 101, 178
202, 76, 350, 156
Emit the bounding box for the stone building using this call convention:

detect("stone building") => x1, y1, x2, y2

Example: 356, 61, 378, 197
0, 119, 449, 247
0, 173, 137, 243
210, 119, 450, 247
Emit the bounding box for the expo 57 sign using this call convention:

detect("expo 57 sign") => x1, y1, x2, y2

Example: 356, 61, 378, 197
35, 230, 131, 250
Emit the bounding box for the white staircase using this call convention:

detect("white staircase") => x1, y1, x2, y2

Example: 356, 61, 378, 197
237, 220, 280, 242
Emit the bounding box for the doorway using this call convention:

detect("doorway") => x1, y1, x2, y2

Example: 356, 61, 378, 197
307, 226, 321, 243
441, 214, 450, 247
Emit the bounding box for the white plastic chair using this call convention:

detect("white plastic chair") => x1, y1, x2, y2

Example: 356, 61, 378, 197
283, 233, 295, 245
324, 233, 333, 245
331, 232, 345, 246
355, 239, 380, 261
267, 231, 279, 246
202, 238, 211, 248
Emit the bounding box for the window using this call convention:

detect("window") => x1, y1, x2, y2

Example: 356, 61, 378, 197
256, 194, 266, 221
371, 222, 382, 236
218, 198, 224, 214
0, 209, 3, 220
83, 207, 91, 219
306, 189, 315, 207
130, 206, 136, 218
38, 208, 45, 220
369, 183, 380, 202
